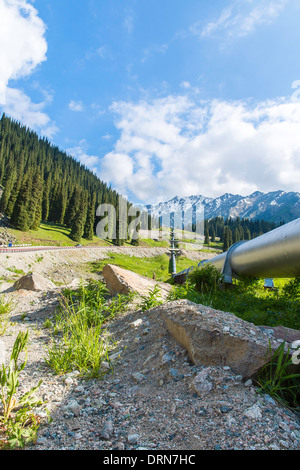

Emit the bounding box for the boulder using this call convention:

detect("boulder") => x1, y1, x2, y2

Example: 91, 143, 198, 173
259, 325, 300, 344
102, 264, 172, 299
13, 273, 56, 292
156, 299, 288, 378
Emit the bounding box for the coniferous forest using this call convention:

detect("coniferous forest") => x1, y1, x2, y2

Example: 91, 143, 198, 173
0, 113, 282, 248
205, 216, 282, 252
0, 113, 125, 243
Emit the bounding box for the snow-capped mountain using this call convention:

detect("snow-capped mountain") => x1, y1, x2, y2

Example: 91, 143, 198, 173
147, 190, 300, 224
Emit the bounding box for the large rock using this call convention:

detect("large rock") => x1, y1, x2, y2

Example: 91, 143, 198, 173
13, 273, 56, 292
259, 325, 300, 343
102, 264, 172, 299
157, 299, 290, 378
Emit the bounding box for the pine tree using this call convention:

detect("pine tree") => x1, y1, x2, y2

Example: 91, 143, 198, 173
42, 174, 51, 222
28, 169, 43, 230
69, 190, 88, 242
83, 193, 96, 240
204, 225, 210, 245
222, 226, 232, 252
10, 173, 33, 231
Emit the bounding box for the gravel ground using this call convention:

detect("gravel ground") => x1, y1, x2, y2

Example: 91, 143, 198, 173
0, 286, 299, 453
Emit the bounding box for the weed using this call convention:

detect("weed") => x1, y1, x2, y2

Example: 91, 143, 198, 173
0, 331, 46, 449
0, 296, 13, 335
44, 279, 133, 378
6, 267, 25, 276
254, 341, 300, 411
139, 284, 163, 311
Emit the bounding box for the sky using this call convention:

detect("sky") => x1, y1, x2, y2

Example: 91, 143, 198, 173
1, 0, 300, 205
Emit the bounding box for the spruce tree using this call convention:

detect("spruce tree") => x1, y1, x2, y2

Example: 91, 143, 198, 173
222, 226, 233, 252
83, 193, 96, 240
69, 190, 88, 242
10, 173, 33, 231
204, 225, 210, 245
28, 169, 43, 230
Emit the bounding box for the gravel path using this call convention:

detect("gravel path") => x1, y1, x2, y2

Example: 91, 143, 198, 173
0, 286, 299, 452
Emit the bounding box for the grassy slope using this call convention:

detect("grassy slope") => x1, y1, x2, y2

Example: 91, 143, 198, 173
89, 253, 199, 282
9, 222, 109, 247
8, 223, 173, 248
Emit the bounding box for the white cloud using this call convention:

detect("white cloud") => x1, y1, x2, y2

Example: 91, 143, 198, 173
0, 0, 47, 104
66, 140, 100, 174
101, 92, 300, 204
2, 87, 58, 139
0, 1, 56, 139
196, 0, 288, 39
69, 100, 84, 112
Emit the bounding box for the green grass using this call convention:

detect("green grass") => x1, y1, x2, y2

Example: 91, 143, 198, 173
90, 254, 300, 330
167, 268, 300, 331
44, 280, 134, 378
0, 296, 13, 335
255, 340, 300, 411
89, 252, 200, 282
136, 238, 169, 248
9, 222, 110, 247
8, 222, 174, 248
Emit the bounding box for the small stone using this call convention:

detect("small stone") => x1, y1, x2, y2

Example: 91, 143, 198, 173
244, 379, 252, 387
66, 399, 81, 417
220, 406, 232, 413
101, 361, 110, 370
64, 377, 74, 386
162, 352, 173, 365
244, 404, 262, 419
132, 372, 145, 383
101, 420, 114, 440
264, 394, 276, 406
190, 368, 213, 397
115, 442, 125, 450
127, 433, 139, 445
131, 319, 143, 328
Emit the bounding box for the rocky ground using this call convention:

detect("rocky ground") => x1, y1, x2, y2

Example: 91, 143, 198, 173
0, 247, 299, 453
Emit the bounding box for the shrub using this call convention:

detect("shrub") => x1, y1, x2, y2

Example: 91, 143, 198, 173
188, 264, 223, 293
282, 277, 300, 299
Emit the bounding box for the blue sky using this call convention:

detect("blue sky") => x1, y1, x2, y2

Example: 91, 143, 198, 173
1, 0, 300, 204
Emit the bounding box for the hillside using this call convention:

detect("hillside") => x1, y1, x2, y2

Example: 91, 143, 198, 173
0, 114, 122, 243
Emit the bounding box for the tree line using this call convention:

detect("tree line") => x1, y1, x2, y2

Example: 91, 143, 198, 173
0, 113, 136, 244
204, 216, 284, 252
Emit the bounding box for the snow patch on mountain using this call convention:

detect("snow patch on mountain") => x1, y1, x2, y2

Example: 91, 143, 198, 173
147, 190, 300, 224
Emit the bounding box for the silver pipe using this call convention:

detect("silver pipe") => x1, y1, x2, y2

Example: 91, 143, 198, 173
175, 217, 300, 281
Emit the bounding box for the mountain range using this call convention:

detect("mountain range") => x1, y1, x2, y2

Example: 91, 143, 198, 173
148, 190, 300, 224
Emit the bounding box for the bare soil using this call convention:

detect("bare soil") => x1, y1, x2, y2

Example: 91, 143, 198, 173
0, 246, 299, 452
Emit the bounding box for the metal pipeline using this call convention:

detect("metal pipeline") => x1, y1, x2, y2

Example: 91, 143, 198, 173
174, 217, 300, 283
